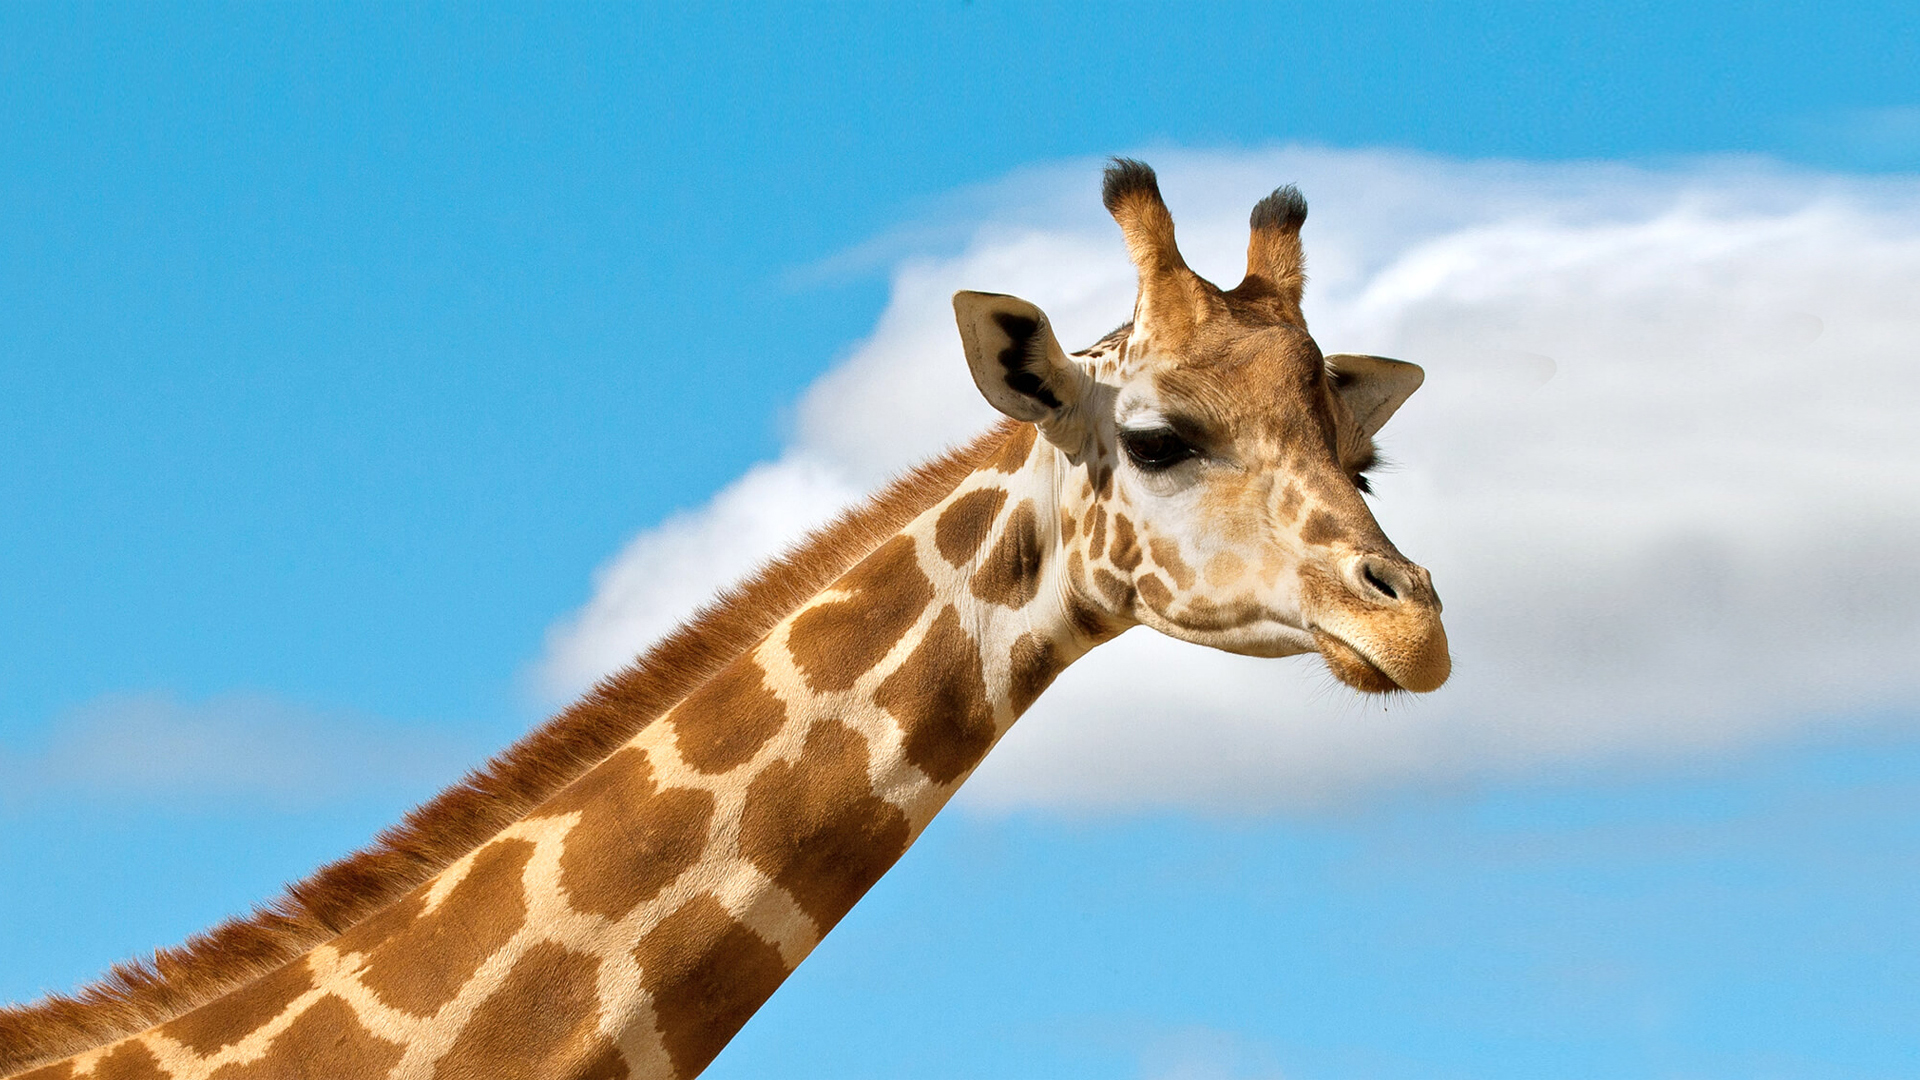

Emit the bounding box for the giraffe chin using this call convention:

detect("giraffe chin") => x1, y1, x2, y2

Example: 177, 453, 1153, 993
1311, 629, 1406, 695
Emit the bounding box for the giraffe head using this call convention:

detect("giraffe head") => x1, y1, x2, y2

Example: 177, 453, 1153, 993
953, 159, 1449, 693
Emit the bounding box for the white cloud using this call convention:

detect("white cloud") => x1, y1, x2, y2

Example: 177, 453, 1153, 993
0, 692, 479, 810
535, 147, 1920, 812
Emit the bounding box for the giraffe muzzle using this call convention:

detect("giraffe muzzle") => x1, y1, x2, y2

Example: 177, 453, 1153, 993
1307, 553, 1451, 693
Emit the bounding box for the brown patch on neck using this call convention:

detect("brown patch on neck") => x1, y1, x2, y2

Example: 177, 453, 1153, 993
159, 958, 313, 1056
430, 942, 614, 1080
786, 536, 935, 693
668, 659, 788, 773
354, 838, 537, 1017
874, 605, 997, 784
736, 720, 911, 929
538, 749, 714, 921
205, 995, 403, 1080
77, 1041, 164, 1080
0, 420, 1027, 1076
634, 895, 789, 1080
933, 488, 1008, 567
969, 500, 1043, 609
1007, 633, 1064, 715
985, 421, 1037, 473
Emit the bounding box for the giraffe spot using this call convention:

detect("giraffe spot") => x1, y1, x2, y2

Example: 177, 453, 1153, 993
738, 720, 910, 929
1184, 595, 1267, 630
80, 1043, 164, 1080
1108, 514, 1143, 571
359, 838, 536, 1017
970, 500, 1042, 609
1302, 466, 1355, 505
578, 1043, 633, 1080
1007, 633, 1063, 715
1088, 505, 1107, 560
431, 942, 610, 1080
1064, 549, 1122, 642
933, 488, 1007, 567
1093, 568, 1133, 610
1059, 508, 1077, 541
537, 748, 714, 921
787, 537, 934, 693
1067, 588, 1117, 643
986, 421, 1037, 473
205, 995, 402, 1080
633, 895, 790, 1080
1094, 463, 1114, 495
874, 606, 997, 784
1136, 573, 1173, 615
670, 658, 788, 773
1147, 538, 1195, 589
1276, 484, 1304, 524
1300, 509, 1344, 547
1204, 551, 1247, 588
160, 956, 314, 1055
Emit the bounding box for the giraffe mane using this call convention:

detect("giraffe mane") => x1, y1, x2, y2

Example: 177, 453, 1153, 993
0, 420, 1026, 1074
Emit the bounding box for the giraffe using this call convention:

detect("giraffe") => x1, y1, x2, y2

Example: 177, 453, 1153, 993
1, 159, 1449, 1080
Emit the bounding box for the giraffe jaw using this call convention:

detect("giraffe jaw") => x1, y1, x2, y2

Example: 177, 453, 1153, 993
1309, 623, 1451, 694
1311, 628, 1403, 694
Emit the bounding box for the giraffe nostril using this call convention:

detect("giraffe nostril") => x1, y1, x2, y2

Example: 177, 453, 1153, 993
1361, 563, 1398, 600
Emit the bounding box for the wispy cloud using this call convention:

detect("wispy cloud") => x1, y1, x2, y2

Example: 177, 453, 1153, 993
1, 692, 480, 810
536, 147, 1920, 813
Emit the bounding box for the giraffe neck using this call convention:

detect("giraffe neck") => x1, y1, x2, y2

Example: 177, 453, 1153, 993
29, 424, 1105, 1080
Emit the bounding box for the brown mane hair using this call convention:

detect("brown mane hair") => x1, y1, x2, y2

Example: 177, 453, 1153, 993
0, 420, 1024, 1075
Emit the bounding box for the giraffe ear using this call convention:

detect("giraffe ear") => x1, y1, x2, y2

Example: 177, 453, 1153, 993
953, 291, 1089, 433
1325, 354, 1426, 438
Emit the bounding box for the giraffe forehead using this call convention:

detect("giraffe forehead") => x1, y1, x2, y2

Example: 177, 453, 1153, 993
1129, 325, 1333, 442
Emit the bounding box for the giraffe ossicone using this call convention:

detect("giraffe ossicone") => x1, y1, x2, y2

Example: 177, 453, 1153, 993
2, 159, 1449, 1080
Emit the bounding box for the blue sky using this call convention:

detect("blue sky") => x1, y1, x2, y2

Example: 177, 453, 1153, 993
5, 4, 1920, 1077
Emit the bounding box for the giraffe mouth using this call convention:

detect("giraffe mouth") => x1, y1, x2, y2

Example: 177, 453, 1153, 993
1310, 628, 1402, 694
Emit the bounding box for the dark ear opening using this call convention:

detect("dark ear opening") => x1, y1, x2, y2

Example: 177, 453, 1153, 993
1324, 354, 1426, 437
953, 291, 1087, 426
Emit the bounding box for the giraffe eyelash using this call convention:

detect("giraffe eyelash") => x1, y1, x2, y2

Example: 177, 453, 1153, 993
1351, 448, 1393, 495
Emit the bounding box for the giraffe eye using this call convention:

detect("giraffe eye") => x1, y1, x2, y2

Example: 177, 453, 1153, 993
1120, 428, 1200, 472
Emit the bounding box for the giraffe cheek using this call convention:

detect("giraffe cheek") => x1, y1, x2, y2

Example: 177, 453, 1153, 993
1203, 551, 1247, 589
1146, 537, 1197, 590
1136, 573, 1174, 616
1107, 514, 1144, 572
